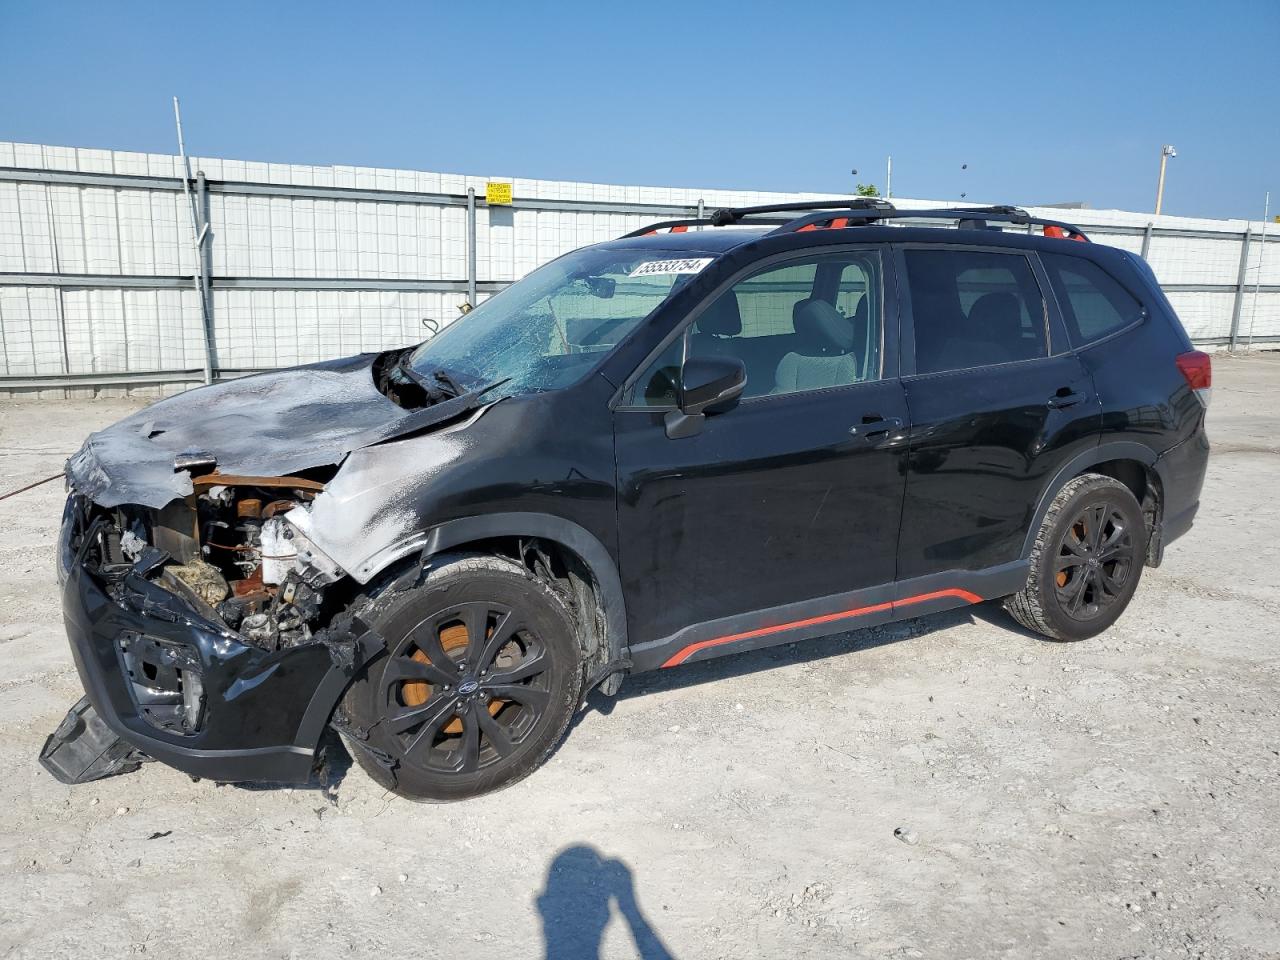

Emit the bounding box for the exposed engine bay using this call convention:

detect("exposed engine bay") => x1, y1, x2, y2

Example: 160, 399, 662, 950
59, 351, 492, 656
133, 472, 340, 650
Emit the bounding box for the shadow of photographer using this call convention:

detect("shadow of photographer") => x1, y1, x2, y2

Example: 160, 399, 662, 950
536, 844, 675, 960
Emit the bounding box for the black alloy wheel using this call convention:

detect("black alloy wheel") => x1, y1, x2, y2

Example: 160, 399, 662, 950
381, 600, 553, 775
341, 554, 584, 801
1005, 473, 1148, 642
1052, 502, 1137, 622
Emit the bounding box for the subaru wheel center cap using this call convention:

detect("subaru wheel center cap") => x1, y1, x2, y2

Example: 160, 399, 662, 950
458, 678, 480, 696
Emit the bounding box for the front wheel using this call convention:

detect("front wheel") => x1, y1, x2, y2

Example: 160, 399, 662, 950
1005, 474, 1147, 642
340, 554, 584, 802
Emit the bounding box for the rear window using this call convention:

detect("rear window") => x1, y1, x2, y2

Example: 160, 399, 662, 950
1041, 253, 1143, 346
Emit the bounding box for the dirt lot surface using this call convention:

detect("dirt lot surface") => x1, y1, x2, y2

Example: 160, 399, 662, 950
1, 354, 1278, 960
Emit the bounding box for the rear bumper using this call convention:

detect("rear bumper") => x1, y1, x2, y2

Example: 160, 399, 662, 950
1153, 426, 1209, 555
60, 521, 366, 784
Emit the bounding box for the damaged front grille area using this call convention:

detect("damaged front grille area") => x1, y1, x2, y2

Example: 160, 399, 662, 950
67, 468, 345, 659
118, 632, 205, 735
135, 473, 343, 651
53, 493, 377, 786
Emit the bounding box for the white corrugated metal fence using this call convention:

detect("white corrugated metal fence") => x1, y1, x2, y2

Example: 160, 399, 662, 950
1, 140, 1277, 397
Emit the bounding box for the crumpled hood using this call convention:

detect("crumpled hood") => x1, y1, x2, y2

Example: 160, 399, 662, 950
66, 353, 482, 509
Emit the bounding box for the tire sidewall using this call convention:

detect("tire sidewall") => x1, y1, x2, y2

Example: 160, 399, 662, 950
342, 556, 583, 801
1034, 478, 1147, 641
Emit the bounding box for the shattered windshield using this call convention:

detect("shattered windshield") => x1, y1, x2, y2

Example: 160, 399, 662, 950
409, 247, 716, 398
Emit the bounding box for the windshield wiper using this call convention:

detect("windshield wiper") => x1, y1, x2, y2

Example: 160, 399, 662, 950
397, 354, 464, 403
430, 367, 464, 399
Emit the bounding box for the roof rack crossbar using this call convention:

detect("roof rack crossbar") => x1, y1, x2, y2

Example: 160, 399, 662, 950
708, 197, 894, 226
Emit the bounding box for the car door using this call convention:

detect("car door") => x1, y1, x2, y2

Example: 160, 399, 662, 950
612, 247, 911, 667
893, 243, 1102, 584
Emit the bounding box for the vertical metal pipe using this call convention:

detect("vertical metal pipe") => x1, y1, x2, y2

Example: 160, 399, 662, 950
43, 186, 72, 378
696, 198, 704, 231
195, 171, 215, 376
1228, 225, 1253, 350
466, 187, 477, 309
1154, 152, 1169, 215
1140, 223, 1153, 259
1245, 191, 1270, 350
173, 96, 214, 384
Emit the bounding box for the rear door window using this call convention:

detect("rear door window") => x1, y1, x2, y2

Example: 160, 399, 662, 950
1041, 253, 1143, 346
902, 249, 1049, 375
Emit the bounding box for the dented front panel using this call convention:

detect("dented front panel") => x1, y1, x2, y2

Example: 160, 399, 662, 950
59, 509, 358, 782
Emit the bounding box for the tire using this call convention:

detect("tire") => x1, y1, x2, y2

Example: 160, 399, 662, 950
339, 553, 584, 802
1004, 474, 1147, 642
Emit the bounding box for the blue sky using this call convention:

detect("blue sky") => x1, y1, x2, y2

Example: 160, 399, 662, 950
1, 0, 1275, 220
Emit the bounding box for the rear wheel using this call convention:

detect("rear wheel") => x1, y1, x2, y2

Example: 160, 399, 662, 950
1005, 474, 1147, 641
340, 554, 584, 801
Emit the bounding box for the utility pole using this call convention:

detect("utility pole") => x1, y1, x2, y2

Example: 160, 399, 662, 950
1154, 144, 1177, 216
886, 156, 892, 199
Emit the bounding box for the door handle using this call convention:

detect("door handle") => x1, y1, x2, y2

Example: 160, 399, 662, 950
849, 416, 904, 438
1047, 389, 1085, 409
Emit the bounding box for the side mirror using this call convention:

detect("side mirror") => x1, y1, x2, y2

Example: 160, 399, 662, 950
665, 357, 746, 439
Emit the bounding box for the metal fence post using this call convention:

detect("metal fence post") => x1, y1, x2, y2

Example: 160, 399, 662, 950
466, 187, 477, 308
42, 186, 72, 379
1228, 226, 1253, 350
172, 97, 214, 385
195, 171, 216, 379
1140, 223, 1153, 259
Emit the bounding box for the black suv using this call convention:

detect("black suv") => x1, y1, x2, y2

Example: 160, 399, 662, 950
46, 200, 1210, 801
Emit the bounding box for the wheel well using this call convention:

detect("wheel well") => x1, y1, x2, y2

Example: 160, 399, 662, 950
1075, 458, 1164, 564
423, 535, 609, 663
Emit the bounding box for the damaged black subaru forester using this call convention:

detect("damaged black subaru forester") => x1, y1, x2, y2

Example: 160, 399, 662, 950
44, 199, 1210, 801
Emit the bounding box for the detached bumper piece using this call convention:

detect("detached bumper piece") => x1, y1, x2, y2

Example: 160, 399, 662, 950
40, 696, 148, 785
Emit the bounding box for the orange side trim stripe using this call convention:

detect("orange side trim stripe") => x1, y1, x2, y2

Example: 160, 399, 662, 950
659, 588, 983, 668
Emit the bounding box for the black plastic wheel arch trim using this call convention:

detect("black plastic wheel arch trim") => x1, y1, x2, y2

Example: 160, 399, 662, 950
417, 513, 629, 673
1019, 442, 1160, 561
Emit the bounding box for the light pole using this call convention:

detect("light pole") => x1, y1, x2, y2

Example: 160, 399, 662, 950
1154, 144, 1177, 215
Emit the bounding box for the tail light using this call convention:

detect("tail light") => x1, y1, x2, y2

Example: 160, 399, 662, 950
1175, 350, 1212, 407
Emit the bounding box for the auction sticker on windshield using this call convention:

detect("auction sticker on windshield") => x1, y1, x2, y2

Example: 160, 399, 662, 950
628, 257, 714, 278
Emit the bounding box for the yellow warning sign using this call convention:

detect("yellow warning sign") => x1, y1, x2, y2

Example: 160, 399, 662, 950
485, 182, 513, 206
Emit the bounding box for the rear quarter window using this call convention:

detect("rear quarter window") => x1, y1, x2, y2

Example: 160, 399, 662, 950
1041, 253, 1143, 346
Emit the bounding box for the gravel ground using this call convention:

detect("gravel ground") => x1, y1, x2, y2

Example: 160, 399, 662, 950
1, 353, 1278, 960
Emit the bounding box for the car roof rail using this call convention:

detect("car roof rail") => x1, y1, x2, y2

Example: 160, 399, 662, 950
621, 197, 892, 238
771, 205, 1091, 241
621, 200, 1089, 242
